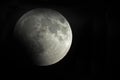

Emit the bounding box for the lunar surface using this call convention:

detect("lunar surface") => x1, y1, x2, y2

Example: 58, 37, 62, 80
14, 8, 72, 66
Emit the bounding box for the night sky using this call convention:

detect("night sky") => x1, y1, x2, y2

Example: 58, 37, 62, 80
0, 0, 119, 79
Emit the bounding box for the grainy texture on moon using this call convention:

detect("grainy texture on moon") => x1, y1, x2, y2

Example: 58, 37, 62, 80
14, 8, 72, 66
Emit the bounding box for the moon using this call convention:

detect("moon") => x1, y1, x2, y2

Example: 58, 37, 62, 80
14, 8, 72, 66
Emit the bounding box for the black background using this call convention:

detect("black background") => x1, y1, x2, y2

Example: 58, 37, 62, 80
0, 0, 119, 79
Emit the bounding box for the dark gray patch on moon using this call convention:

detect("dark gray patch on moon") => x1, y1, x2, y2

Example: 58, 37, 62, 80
48, 22, 61, 34
58, 16, 66, 23
40, 17, 61, 34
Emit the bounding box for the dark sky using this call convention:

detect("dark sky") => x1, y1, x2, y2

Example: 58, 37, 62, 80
0, 0, 119, 79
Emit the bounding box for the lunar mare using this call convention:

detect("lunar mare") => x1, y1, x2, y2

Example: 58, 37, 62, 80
14, 8, 72, 66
